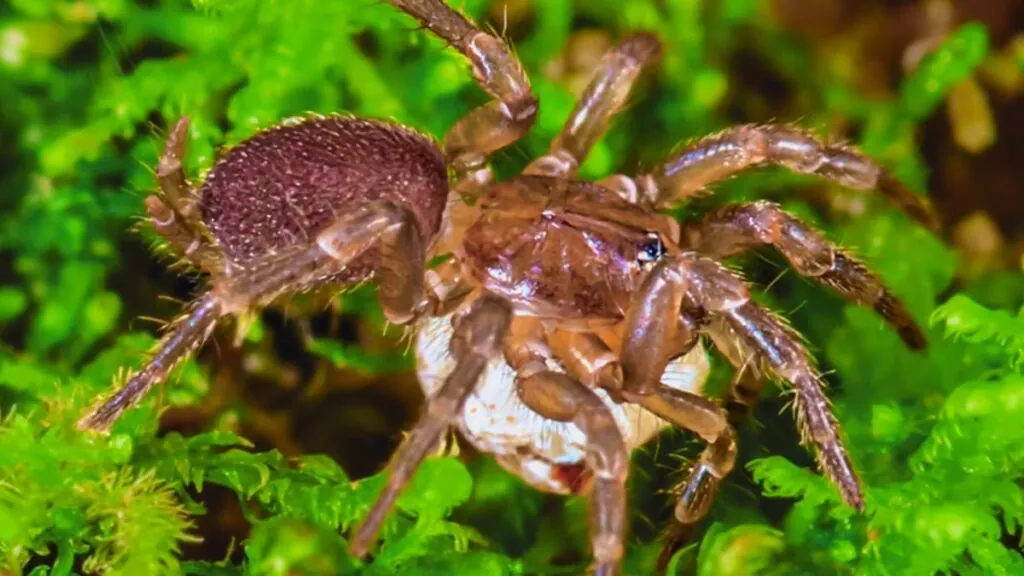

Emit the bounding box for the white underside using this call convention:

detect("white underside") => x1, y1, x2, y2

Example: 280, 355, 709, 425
415, 313, 710, 493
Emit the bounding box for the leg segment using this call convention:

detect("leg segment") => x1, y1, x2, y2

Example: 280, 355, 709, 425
619, 257, 743, 395
655, 427, 739, 573
621, 253, 863, 510
621, 386, 736, 526
721, 300, 864, 509
683, 200, 926, 349
525, 33, 661, 178
596, 174, 643, 203
616, 276, 738, 537
146, 117, 222, 273
78, 201, 432, 431
616, 281, 740, 570
546, 328, 624, 392
704, 317, 770, 423
315, 202, 430, 325
388, 0, 537, 187
516, 370, 630, 576
634, 124, 940, 231
78, 295, 223, 431
349, 293, 513, 557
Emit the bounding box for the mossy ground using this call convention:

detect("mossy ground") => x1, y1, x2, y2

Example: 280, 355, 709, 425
1, 1, 1023, 575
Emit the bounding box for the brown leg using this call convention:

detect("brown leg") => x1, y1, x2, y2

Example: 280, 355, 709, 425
619, 257, 743, 395
632, 123, 940, 230
388, 0, 537, 188
146, 117, 222, 273
704, 318, 769, 423
524, 33, 661, 178
77, 295, 224, 431
516, 370, 630, 576
654, 415, 737, 573
620, 253, 863, 510
595, 174, 643, 203
615, 275, 739, 557
684, 200, 926, 349
622, 384, 737, 526
720, 299, 863, 509
546, 328, 623, 392
78, 201, 433, 431
665, 319, 763, 576
314, 202, 431, 324
349, 293, 513, 557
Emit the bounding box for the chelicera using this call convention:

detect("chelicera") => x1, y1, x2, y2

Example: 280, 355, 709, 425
79, 1, 939, 573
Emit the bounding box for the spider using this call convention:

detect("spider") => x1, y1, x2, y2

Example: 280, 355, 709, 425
78, 1, 939, 574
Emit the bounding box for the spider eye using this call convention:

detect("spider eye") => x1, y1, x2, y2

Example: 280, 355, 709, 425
638, 233, 666, 264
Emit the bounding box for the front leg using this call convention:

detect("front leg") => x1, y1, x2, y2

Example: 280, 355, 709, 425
613, 266, 740, 569
619, 254, 864, 510
634, 123, 940, 231
704, 317, 772, 423
684, 200, 927, 349
388, 0, 538, 189
79, 201, 432, 431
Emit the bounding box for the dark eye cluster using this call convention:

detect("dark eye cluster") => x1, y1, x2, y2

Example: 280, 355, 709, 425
638, 232, 666, 264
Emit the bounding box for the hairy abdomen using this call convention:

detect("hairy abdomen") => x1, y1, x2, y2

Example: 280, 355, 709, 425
199, 116, 449, 281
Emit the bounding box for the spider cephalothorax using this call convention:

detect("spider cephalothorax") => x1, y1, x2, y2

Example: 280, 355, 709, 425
80, 1, 938, 574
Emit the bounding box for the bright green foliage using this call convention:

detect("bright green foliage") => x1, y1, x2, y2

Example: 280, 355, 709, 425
899, 23, 991, 120
1, 1, 1022, 575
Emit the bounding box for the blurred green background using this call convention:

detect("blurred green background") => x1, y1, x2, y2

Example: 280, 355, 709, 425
1, 0, 1023, 575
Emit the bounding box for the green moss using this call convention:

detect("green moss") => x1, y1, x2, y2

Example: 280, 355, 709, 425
1, 1, 1022, 575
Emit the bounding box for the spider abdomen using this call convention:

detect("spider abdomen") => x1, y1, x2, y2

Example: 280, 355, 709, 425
199, 116, 449, 269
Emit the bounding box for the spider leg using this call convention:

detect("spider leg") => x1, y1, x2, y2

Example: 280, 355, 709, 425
524, 33, 661, 178
77, 294, 223, 431
546, 328, 624, 391
633, 123, 940, 231
78, 201, 432, 431
314, 202, 431, 325
719, 300, 863, 510
620, 253, 863, 509
349, 293, 512, 557
516, 369, 630, 576
684, 200, 926, 349
594, 174, 644, 203
656, 410, 737, 573
501, 320, 628, 575
388, 0, 537, 190
705, 317, 770, 423
612, 269, 740, 568
146, 117, 222, 273
623, 386, 737, 523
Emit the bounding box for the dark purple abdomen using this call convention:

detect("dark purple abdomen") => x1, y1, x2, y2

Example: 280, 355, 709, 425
199, 116, 449, 269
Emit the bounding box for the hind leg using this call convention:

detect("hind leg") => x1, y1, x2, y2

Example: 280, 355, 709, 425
350, 294, 513, 557
79, 201, 434, 431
